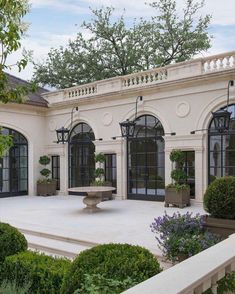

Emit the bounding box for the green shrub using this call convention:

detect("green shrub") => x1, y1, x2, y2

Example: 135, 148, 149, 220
169, 149, 185, 164
40, 168, 51, 178
61, 243, 162, 294
39, 155, 50, 165
73, 274, 137, 294
204, 176, 235, 219
1, 251, 71, 294
94, 168, 105, 178
167, 149, 189, 190
0, 222, 27, 264
0, 280, 30, 294
95, 153, 105, 163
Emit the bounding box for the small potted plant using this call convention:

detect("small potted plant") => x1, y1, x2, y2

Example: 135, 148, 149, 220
37, 155, 56, 196
165, 149, 190, 208
203, 176, 235, 238
91, 153, 113, 200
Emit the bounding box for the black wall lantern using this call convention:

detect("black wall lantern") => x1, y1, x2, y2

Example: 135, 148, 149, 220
212, 80, 234, 132
56, 127, 70, 144
119, 96, 143, 138
56, 106, 79, 143
119, 119, 136, 138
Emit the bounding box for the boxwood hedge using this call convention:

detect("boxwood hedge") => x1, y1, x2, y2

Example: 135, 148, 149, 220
61, 243, 162, 294
204, 176, 235, 219
0, 222, 27, 264
1, 251, 71, 294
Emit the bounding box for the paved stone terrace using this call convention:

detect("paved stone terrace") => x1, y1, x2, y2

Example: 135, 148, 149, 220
0, 196, 206, 257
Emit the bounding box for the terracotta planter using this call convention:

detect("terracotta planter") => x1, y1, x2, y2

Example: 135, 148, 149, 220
165, 187, 190, 208
37, 181, 57, 196
203, 215, 235, 239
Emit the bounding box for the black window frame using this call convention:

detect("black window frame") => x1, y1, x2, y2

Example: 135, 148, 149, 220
208, 104, 235, 184
127, 114, 165, 201
0, 127, 28, 197
51, 155, 60, 190
104, 153, 117, 193
68, 123, 95, 193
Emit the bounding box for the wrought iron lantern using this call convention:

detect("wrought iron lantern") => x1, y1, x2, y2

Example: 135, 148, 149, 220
211, 109, 231, 132
119, 96, 143, 138
56, 127, 70, 144
212, 80, 234, 132
119, 119, 136, 138
56, 107, 79, 143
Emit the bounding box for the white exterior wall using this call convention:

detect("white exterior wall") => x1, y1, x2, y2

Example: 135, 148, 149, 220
1, 51, 235, 201
0, 104, 46, 195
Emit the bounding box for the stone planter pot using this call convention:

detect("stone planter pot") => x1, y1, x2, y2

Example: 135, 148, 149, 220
203, 215, 235, 239
37, 181, 57, 196
165, 187, 190, 208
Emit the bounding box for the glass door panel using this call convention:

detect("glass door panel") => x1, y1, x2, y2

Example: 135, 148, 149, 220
127, 115, 165, 201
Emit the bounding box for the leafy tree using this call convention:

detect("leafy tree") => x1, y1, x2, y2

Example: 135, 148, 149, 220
0, 0, 34, 157
32, 0, 212, 89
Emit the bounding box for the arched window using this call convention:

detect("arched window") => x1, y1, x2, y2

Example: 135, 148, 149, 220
127, 115, 165, 201
209, 104, 235, 183
0, 127, 28, 197
68, 123, 95, 189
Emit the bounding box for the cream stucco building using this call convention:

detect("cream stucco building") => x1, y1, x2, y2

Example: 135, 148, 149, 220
1, 51, 235, 203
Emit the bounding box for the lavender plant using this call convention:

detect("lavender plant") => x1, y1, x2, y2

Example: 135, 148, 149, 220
150, 212, 220, 262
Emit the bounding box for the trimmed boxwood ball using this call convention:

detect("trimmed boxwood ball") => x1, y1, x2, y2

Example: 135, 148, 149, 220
1, 251, 71, 294
61, 243, 162, 294
204, 176, 235, 219
0, 222, 27, 263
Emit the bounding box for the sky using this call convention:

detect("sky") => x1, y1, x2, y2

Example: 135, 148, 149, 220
7, 0, 235, 81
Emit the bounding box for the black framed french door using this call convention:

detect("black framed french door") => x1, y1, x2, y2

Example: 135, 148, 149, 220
69, 142, 95, 188
68, 123, 95, 194
208, 104, 235, 184
0, 128, 28, 197
127, 115, 165, 201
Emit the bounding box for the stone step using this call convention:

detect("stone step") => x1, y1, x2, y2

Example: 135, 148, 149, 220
18, 227, 99, 247
17, 227, 98, 259
19, 228, 172, 270
24, 234, 92, 259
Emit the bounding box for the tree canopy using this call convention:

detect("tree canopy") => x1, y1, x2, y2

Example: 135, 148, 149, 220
33, 0, 212, 89
0, 0, 36, 103
0, 0, 34, 156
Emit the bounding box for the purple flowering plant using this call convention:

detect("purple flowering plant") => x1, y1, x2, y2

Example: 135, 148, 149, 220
150, 212, 221, 262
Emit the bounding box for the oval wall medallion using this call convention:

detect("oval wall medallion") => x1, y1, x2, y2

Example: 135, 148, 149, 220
176, 101, 191, 118
102, 112, 113, 126
49, 120, 57, 131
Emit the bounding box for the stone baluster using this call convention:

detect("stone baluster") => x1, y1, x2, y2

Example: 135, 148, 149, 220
212, 59, 217, 70
232, 55, 235, 67
225, 56, 230, 68
207, 60, 211, 71
219, 58, 224, 69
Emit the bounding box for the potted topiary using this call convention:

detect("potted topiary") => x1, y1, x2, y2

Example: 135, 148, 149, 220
203, 176, 235, 238
37, 155, 56, 196
165, 149, 190, 208
91, 153, 113, 201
